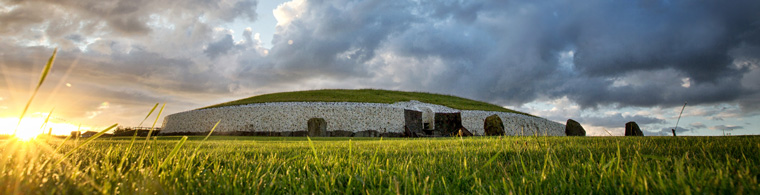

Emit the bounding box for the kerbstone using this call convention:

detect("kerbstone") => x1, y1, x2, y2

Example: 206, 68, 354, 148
484, 114, 505, 136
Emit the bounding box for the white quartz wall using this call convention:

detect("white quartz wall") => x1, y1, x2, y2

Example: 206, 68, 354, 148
461, 111, 565, 136
162, 101, 566, 136
162, 102, 406, 133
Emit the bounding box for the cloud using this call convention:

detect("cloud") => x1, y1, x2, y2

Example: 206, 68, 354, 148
581, 113, 665, 128
232, 0, 760, 112
690, 122, 707, 129
710, 125, 744, 131
0, 0, 261, 126
204, 34, 237, 59
2, 0, 760, 129
86, 102, 110, 119
657, 127, 691, 134
273, 0, 307, 27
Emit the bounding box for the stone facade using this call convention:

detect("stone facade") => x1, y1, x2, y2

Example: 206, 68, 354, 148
161, 101, 565, 136
460, 110, 565, 136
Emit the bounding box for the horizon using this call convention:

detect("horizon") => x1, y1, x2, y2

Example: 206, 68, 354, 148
1, 0, 759, 136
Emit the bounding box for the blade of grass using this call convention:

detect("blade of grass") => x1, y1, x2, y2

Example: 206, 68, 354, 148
603, 128, 613, 136
187, 119, 221, 164
198, 119, 220, 143
39, 107, 55, 133
137, 103, 165, 167
159, 136, 188, 169
39, 134, 73, 168
307, 136, 322, 165
482, 150, 504, 168
14, 48, 57, 135
55, 123, 118, 166
75, 123, 81, 147
117, 128, 141, 172
119, 104, 163, 171
144, 103, 165, 143
138, 103, 159, 127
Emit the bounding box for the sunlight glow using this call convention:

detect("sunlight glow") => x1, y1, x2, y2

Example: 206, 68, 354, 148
0, 117, 89, 139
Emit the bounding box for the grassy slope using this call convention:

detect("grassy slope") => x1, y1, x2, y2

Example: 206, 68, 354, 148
2, 136, 758, 194
201, 89, 531, 116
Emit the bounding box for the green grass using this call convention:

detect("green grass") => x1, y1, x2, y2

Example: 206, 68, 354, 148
201, 89, 531, 115
2, 136, 758, 194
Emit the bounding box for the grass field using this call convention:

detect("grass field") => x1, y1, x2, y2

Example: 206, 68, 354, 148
201, 89, 531, 115
1, 136, 758, 194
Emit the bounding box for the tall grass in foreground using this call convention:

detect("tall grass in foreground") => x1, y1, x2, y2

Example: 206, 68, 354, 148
1, 136, 758, 194
14, 49, 56, 135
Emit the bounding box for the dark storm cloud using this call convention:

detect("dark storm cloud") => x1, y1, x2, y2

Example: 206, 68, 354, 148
3, 0, 760, 126
204, 34, 237, 59
0, 0, 258, 41
248, 0, 418, 82
559, 70, 748, 108
235, 0, 760, 112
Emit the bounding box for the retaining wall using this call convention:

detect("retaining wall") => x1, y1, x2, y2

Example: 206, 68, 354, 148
161, 101, 565, 136
461, 111, 565, 136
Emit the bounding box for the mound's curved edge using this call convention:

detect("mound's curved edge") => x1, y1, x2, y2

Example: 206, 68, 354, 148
161, 101, 565, 136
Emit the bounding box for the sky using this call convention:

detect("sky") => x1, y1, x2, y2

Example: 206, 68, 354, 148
0, 0, 758, 136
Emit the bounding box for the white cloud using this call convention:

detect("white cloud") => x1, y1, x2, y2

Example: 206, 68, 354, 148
709, 125, 743, 131
273, 0, 307, 27
681, 77, 691, 88
86, 102, 111, 119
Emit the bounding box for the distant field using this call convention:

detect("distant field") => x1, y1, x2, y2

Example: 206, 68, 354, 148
1, 136, 758, 194
201, 89, 531, 115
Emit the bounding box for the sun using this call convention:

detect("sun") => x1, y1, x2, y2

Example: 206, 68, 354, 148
0, 117, 85, 141
1, 117, 44, 141
14, 128, 39, 141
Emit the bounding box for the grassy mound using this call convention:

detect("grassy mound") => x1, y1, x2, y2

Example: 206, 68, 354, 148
201, 89, 530, 115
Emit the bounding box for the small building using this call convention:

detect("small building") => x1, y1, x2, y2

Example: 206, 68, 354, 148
70, 131, 81, 138
81, 131, 98, 138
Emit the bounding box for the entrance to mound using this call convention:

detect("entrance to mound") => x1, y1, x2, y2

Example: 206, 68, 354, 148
307, 118, 327, 137
418, 107, 434, 131
434, 112, 463, 136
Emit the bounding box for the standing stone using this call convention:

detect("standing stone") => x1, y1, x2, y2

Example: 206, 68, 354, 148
484, 114, 505, 136
625, 121, 644, 136
565, 119, 586, 136
307, 118, 327, 137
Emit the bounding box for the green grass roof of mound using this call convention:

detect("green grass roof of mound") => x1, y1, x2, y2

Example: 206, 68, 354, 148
201, 89, 532, 116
